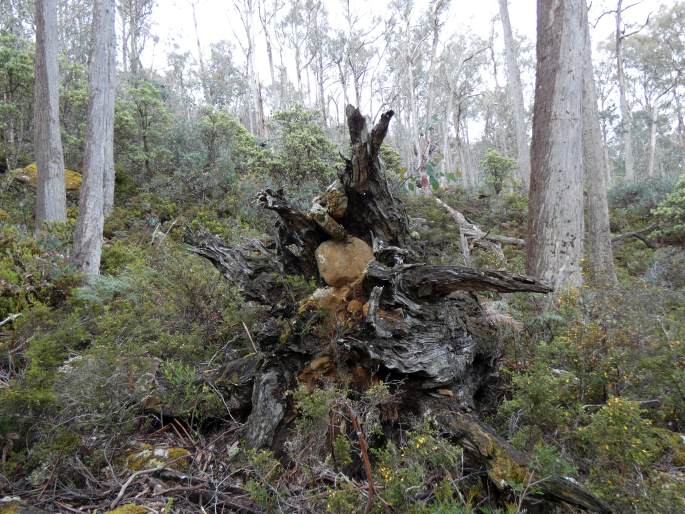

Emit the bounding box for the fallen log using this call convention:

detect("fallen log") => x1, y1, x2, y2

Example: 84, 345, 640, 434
435, 411, 611, 513
611, 224, 658, 248
435, 198, 524, 261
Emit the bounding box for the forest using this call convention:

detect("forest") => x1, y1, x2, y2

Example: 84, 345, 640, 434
0, 0, 684, 512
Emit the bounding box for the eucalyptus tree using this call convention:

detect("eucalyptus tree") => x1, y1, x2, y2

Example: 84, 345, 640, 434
34, 0, 67, 227
498, 0, 530, 191
527, 0, 585, 291
74, 0, 116, 275
234, 0, 267, 137
623, 33, 674, 178
581, 2, 616, 285
117, 0, 154, 75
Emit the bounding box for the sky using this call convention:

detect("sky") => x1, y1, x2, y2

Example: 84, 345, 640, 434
145, 0, 662, 76
141, 0, 666, 130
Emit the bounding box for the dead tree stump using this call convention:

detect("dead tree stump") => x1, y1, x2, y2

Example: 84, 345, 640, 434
187, 106, 609, 513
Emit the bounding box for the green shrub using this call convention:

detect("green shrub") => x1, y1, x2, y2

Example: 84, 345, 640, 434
653, 174, 685, 243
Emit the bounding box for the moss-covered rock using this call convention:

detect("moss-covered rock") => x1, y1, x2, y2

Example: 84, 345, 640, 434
105, 505, 149, 514
125, 443, 191, 471
11, 162, 82, 190
0, 500, 49, 514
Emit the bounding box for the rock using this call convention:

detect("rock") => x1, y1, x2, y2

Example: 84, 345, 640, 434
11, 162, 82, 190
125, 444, 191, 471
315, 237, 373, 287
105, 505, 148, 514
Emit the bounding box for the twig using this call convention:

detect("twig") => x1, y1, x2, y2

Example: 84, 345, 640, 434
110, 465, 166, 509
347, 405, 375, 514
0, 313, 21, 327
242, 321, 258, 353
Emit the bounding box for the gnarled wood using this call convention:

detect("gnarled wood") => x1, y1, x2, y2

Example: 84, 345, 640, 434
435, 411, 611, 513
339, 106, 409, 247
185, 107, 606, 514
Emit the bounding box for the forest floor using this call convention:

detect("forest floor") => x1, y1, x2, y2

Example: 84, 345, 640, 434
0, 168, 684, 513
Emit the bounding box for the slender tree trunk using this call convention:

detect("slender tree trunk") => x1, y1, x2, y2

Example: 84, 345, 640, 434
675, 85, 685, 147
34, 0, 67, 228
498, 0, 531, 191
527, 0, 584, 291
647, 106, 658, 177
103, 25, 117, 217
74, 0, 115, 275
581, 5, 616, 285
191, 0, 210, 103
616, 0, 635, 181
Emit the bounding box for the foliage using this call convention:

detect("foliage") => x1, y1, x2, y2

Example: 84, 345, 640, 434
653, 174, 685, 243
608, 176, 676, 231
269, 106, 341, 188
480, 149, 517, 195
0, 32, 34, 172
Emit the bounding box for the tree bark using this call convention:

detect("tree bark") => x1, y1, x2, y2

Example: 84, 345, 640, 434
647, 106, 658, 177
527, 0, 585, 292
581, 4, 617, 286
73, 0, 115, 275
616, 0, 635, 181
103, 23, 117, 218
498, 0, 531, 192
34, 0, 67, 228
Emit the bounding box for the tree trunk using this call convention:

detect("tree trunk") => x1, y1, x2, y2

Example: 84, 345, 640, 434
616, 0, 635, 181
191, 0, 210, 103
498, 0, 531, 192
73, 0, 115, 275
527, 0, 585, 292
103, 24, 117, 218
647, 106, 658, 177
34, 0, 67, 228
581, 4, 617, 286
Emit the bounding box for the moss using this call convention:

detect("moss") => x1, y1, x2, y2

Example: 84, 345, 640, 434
655, 428, 685, 467
0, 208, 10, 222
126, 445, 191, 471
0, 502, 19, 514
106, 505, 149, 514
12, 162, 82, 190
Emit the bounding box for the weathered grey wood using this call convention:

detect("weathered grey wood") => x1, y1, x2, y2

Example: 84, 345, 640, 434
435, 411, 611, 513
186, 105, 601, 513
365, 261, 552, 299
245, 369, 286, 449
339, 106, 409, 247
257, 188, 327, 278
186, 229, 285, 305
34, 0, 67, 228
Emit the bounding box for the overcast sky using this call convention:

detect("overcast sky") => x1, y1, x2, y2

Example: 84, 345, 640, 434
145, 0, 662, 76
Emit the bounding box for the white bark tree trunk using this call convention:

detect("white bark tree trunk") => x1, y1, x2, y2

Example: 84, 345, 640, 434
616, 0, 635, 181
647, 106, 658, 177
103, 25, 117, 217
581, 4, 617, 285
498, 0, 531, 191
74, 0, 115, 275
527, 0, 585, 291
34, 0, 67, 228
